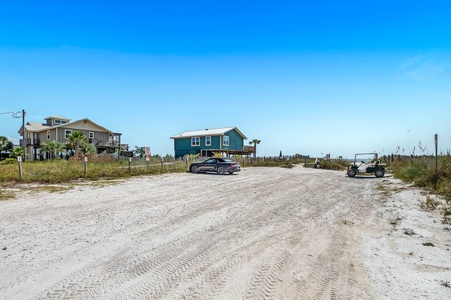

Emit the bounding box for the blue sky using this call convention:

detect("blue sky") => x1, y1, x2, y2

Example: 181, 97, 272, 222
1, 1, 450, 158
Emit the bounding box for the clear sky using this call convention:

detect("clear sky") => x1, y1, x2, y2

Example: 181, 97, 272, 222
1, 1, 450, 158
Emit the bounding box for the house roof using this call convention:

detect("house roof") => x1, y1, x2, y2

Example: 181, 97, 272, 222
170, 127, 247, 139
23, 122, 51, 132
19, 118, 117, 135
64, 118, 115, 134
44, 115, 71, 121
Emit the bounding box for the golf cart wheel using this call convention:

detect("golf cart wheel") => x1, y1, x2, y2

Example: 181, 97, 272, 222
191, 166, 199, 173
348, 169, 357, 177
217, 167, 225, 175
375, 170, 385, 178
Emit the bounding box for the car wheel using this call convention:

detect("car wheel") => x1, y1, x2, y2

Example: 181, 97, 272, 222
191, 166, 199, 173
217, 167, 225, 175
375, 170, 384, 178
348, 169, 357, 177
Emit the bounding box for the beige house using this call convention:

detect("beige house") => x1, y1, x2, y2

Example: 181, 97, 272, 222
18, 115, 127, 160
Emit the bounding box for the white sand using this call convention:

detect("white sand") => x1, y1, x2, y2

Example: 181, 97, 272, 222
1, 166, 450, 299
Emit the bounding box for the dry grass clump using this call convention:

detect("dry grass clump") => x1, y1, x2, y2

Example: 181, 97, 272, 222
419, 195, 440, 210
403, 228, 416, 235
0, 159, 188, 184
391, 152, 451, 200
0, 189, 15, 201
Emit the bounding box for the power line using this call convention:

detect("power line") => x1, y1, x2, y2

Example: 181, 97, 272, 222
0, 111, 23, 118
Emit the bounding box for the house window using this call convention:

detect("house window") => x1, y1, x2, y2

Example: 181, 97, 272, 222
205, 136, 211, 146
54, 119, 67, 125
223, 136, 229, 146
191, 137, 200, 146
65, 130, 72, 139
47, 130, 50, 140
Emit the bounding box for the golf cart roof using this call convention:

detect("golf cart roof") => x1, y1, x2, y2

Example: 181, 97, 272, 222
353, 153, 378, 162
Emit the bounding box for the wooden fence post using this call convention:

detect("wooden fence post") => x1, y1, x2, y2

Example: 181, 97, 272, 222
84, 156, 88, 177
17, 156, 23, 178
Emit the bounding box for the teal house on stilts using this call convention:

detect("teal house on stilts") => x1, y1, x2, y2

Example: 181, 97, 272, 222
170, 127, 252, 159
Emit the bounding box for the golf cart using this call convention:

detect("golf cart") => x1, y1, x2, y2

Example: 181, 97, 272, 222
347, 153, 386, 178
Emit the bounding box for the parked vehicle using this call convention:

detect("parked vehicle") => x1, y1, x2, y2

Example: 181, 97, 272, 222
190, 158, 241, 175
347, 152, 386, 178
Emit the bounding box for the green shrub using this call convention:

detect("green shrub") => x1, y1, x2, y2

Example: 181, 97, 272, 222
392, 155, 451, 199
0, 158, 17, 165
317, 159, 349, 171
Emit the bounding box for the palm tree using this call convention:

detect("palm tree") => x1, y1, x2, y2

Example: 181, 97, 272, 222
66, 131, 88, 156
0, 136, 8, 159
9, 147, 23, 159
133, 146, 145, 158
249, 139, 261, 159
41, 140, 65, 159
40, 141, 52, 159
79, 143, 97, 157
0, 136, 13, 160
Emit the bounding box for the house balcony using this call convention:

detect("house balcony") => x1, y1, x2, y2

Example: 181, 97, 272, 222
244, 145, 255, 153
94, 140, 129, 152
20, 138, 40, 147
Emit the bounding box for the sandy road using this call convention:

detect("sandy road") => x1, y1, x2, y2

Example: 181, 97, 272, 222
1, 166, 450, 299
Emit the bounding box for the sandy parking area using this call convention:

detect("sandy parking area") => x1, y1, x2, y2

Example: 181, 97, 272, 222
1, 166, 450, 299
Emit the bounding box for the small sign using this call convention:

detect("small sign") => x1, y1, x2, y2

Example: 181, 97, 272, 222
84, 157, 88, 162
145, 147, 151, 161
434, 134, 438, 146
17, 156, 22, 162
